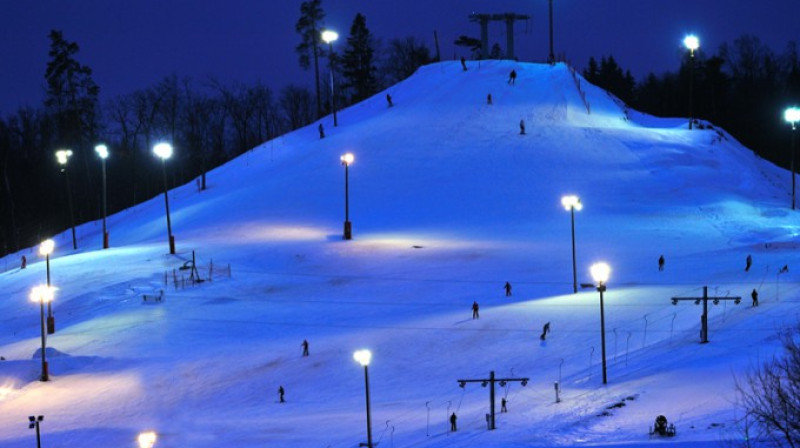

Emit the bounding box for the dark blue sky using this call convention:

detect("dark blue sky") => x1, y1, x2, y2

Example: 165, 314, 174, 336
2, 0, 798, 115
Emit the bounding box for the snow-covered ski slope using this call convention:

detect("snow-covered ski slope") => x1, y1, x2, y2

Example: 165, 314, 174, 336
1, 60, 799, 448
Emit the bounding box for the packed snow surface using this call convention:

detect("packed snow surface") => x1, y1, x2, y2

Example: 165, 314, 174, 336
1, 61, 799, 448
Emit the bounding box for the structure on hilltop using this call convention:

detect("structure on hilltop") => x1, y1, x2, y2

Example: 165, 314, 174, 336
469, 13, 530, 60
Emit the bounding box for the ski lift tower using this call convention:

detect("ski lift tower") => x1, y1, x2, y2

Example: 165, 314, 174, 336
469, 12, 530, 60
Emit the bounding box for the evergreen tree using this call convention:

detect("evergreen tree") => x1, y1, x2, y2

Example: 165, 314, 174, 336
43, 29, 100, 228
341, 13, 379, 104
454, 35, 482, 59
295, 0, 326, 119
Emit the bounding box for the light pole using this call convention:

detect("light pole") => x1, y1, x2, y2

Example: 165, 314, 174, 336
341, 153, 354, 240
353, 349, 373, 448
138, 431, 157, 448
39, 239, 55, 334
95, 144, 110, 248
561, 195, 582, 293
683, 35, 699, 130
55, 149, 77, 250
784, 107, 800, 209
547, 0, 555, 63
153, 143, 175, 254
322, 30, 339, 127
28, 415, 44, 448
590, 262, 610, 385
30, 285, 54, 381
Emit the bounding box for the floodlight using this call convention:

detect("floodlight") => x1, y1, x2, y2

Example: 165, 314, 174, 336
153, 142, 173, 160
55, 149, 73, 166
683, 35, 699, 52
561, 195, 582, 211
321, 30, 339, 44
590, 262, 611, 285
39, 239, 54, 256
785, 107, 800, 127
95, 144, 109, 159
353, 349, 372, 366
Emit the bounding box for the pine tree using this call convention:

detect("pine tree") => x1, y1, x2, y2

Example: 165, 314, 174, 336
44, 29, 100, 149
295, 0, 326, 119
341, 13, 378, 104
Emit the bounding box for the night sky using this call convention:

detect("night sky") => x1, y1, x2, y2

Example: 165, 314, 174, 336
2, 0, 798, 115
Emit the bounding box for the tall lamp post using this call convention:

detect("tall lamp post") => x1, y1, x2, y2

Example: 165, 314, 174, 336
784, 107, 800, 210
30, 285, 55, 381
39, 239, 56, 334
153, 143, 176, 254
28, 415, 44, 448
341, 153, 354, 240
547, 0, 555, 63
322, 30, 339, 127
590, 262, 611, 385
561, 195, 582, 293
55, 149, 77, 250
683, 35, 699, 130
95, 144, 110, 248
353, 349, 374, 448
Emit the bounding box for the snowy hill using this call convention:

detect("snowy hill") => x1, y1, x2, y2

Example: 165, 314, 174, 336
1, 60, 798, 448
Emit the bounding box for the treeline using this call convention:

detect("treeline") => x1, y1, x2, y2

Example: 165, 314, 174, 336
583, 35, 800, 165
0, 5, 432, 256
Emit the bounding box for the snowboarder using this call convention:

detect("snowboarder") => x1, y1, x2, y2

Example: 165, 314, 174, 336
487, 93, 493, 105
318, 123, 325, 139
519, 119, 526, 135
450, 412, 458, 431
504, 281, 512, 297
508, 69, 517, 84
279, 386, 285, 403
386, 93, 393, 107
751, 288, 759, 307
461, 56, 467, 71
745, 254, 752, 272
472, 301, 480, 319
301, 339, 309, 356
658, 255, 665, 271
501, 397, 508, 413
20, 255, 26, 269
540, 322, 551, 340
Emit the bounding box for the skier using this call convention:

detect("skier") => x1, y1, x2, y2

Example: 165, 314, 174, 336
20, 255, 26, 269
318, 123, 325, 139
658, 255, 665, 271
472, 301, 480, 319
745, 254, 752, 272
301, 339, 309, 356
461, 56, 467, 71
501, 397, 508, 413
504, 281, 512, 297
450, 412, 458, 431
751, 288, 759, 307
540, 322, 551, 340
519, 119, 526, 135
780, 265, 789, 273
279, 386, 285, 403
386, 93, 393, 107
487, 93, 493, 105
508, 69, 517, 85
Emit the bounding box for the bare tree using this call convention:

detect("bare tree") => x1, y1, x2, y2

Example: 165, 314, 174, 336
735, 322, 800, 447
279, 85, 314, 131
